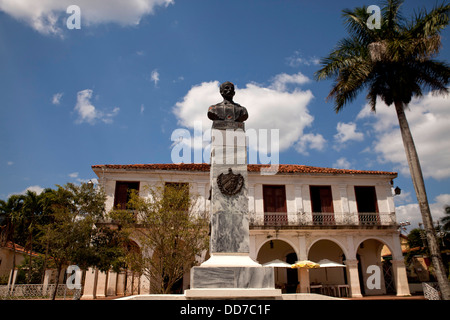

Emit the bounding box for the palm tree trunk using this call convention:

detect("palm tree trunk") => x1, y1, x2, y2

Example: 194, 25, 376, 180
394, 101, 450, 300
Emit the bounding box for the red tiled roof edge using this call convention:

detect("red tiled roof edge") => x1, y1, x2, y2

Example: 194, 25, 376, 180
92, 163, 397, 176
4, 241, 41, 257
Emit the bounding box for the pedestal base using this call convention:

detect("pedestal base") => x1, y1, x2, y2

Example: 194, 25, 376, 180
201, 253, 261, 267
191, 265, 275, 289
185, 288, 282, 299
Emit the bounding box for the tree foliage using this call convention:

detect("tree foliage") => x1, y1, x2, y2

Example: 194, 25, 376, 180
109, 183, 209, 294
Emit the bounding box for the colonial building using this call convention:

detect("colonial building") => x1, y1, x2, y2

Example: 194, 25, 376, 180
86, 163, 410, 298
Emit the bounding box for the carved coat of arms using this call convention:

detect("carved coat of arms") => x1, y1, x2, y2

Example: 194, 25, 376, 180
217, 168, 244, 196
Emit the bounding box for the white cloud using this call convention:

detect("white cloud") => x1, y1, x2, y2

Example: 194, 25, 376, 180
173, 73, 317, 155
295, 133, 326, 155
9, 185, 45, 198
68, 172, 79, 178
7, 161, 14, 166
0, 0, 173, 36
333, 157, 351, 169
52, 92, 63, 105
286, 51, 320, 67
269, 72, 310, 91
140, 104, 145, 114
334, 122, 364, 144
150, 69, 160, 86
395, 193, 450, 230
74, 89, 119, 125
357, 91, 450, 179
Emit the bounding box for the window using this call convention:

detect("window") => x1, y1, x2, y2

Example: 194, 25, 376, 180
114, 181, 140, 210
263, 185, 287, 225
310, 186, 335, 225
354, 186, 379, 225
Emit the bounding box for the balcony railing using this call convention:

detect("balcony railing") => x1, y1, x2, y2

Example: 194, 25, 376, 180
251, 212, 396, 228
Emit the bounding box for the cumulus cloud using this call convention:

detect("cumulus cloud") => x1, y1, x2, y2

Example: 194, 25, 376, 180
357, 91, 450, 180
334, 122, 364, 144
150, 69, 160, 87
0, 0, 173, 36
395, 193, 450, 230
173, 73, 319, 157
333, 157, 351, 169
8, 185, 45, 198
74, 89, 119, 125
52, 92, 63, 105
295, 133, 326, 155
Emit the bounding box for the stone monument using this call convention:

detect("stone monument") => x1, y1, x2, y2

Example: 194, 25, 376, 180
185, 82, 281, 299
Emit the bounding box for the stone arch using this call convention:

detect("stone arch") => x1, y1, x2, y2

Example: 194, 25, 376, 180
307, 237, 349, 260
256, 237, 299, 260
354, 236, 395, 258
355, 237, 396, 296
307, 239, 348, 286
256, 239, 298, 293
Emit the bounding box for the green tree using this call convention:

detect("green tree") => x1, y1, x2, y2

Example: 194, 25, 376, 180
38, 182, 108, 300
21, 190, 44, 283
110, 183, 209, 294
0, 194, 25, 291
315, 0, 450, 299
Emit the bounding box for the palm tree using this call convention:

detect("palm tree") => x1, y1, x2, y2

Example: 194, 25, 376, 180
22, 190, 43, 283
315, 0, 450, 299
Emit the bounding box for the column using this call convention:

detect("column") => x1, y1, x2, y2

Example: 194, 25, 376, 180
301, 185, 313, 225
81, 268, 97, 299
42, 269, 53, 295
297, 235, 309, 293
116, 271, 126, 296
298, 268, 310, 293
338, 184, 350, 225
95, 270, 107, 298
345, 260, 362, 298
392, 259, 411, 296
106, 271, 117, 296
254, 183, 264, 225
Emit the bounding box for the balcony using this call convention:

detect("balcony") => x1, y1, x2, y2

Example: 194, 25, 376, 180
250, 212, 397, 229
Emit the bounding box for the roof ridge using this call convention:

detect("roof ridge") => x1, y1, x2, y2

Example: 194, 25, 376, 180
91, 163, 396, 176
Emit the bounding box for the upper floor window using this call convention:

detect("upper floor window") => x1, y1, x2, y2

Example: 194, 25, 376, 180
310, 186, 334, 213
114, 181, 139, 210
354, 186, 378, 213
310, 185, 334, 225
263, 185, 287, 225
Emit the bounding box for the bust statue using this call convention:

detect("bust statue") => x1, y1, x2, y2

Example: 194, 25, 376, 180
207, 81, 248, 129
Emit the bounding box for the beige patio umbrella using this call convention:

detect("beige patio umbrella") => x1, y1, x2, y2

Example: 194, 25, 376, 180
317, 259, 346, 281
263, 259, 292, 284
263, 259, 292, 268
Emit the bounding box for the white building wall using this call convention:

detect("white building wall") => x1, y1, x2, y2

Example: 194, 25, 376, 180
91, 168, 409, 297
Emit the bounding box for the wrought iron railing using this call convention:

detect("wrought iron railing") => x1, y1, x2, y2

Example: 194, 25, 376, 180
263, 212, 288, 226
0, 284, 82, 300
250, 212, 396, 227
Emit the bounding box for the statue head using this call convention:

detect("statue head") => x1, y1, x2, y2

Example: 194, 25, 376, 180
219, 81, 235, 102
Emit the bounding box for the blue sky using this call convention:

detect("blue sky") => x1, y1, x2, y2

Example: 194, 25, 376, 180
0, 0, 449, 231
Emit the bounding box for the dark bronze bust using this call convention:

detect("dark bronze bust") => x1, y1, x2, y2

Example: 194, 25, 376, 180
207, 81, 248, 129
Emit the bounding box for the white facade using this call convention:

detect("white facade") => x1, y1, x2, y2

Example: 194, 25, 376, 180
88, 163, 410, 298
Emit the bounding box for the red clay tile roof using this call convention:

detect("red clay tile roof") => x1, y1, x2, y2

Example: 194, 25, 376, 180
92, 163, 396, 176
4, 241, 40, 257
